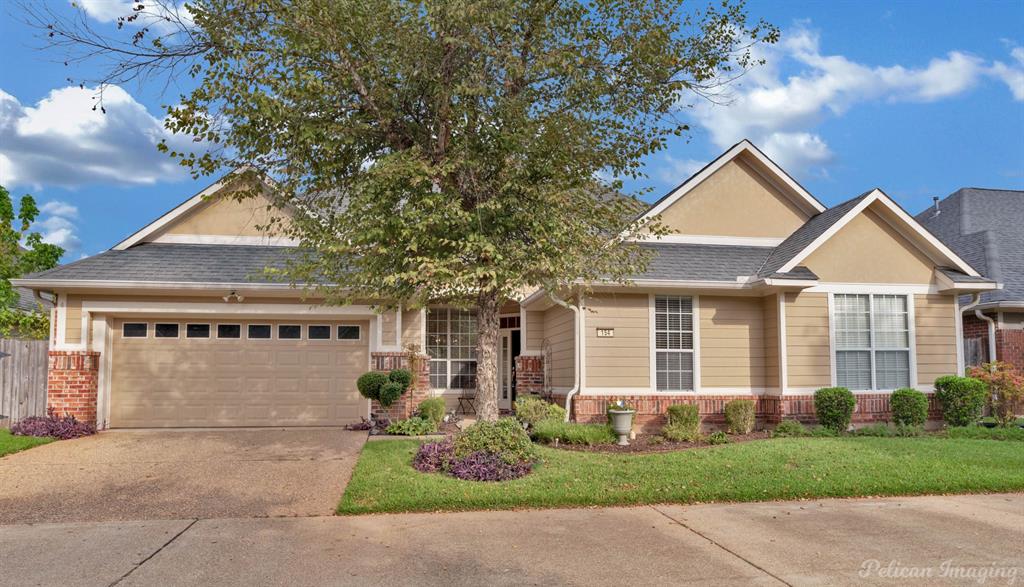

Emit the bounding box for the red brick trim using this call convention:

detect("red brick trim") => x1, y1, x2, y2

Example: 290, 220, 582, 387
572, 395, 781, 432
779, 393, 942, 424
514, 355, 544, 396
47, 351, 100, 426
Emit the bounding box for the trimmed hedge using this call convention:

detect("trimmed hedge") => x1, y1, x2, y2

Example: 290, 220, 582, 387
934, 376, 987, 427
357, 372, 389, 402
663, 404, 700, 442
814, 387, 856, 432
453, 418, 536, 465
378, 382, 405, 408
891, 388, 929, 426
724, 399, 755, 434
514, 396, 566, 428
531, 420, 616, 445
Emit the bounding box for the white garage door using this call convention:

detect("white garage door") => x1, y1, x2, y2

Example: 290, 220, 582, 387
109, 318, 370, 427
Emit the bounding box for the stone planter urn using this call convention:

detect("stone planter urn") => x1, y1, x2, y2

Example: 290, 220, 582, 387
608, 409, 636, 446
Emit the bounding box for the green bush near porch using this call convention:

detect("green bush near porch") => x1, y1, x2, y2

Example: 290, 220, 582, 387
338, 436, 1024, 515
531, 420, 616, 445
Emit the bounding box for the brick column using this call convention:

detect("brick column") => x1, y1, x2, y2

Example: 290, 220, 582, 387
47, 351, 100, 426
370, 352, 431, 420
514, 355, 544, 396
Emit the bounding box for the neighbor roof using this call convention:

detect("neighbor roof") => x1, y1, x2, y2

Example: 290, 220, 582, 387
12, 286, 50, 312
916, 188, 1024, 306
633, 243, 774, 282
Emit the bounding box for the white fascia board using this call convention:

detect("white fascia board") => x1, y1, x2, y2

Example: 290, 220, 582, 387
934, 270, 1000, 293
81, 300, 376, 316
761, 278, 818, 288
636, 140, 825, 227
963, 301, 1024, 313
151, 234, 300, 246
594, 279, 752, 290
629, 234, 785, 247
9, 279, 314, 292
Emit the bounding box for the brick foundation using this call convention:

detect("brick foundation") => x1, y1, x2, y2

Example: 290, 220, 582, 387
514, 355, 544, 396
572, 392, 943, 431
47, 351, 100, 426
963, 313, 1023, 371
370, 352, 431, 421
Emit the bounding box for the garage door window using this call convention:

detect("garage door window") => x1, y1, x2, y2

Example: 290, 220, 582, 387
122, 323, 148, 338
278, 325, 301, 339
248, 324, 272, 339
155, 323, 179, 338
217, 324, 241, 339
337, 325, 360, 340
308, 325, 331, 340
186, 324, 210, 338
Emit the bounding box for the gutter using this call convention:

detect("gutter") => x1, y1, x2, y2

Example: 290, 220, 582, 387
962, 293, 997, 366
548, 292, 581, 423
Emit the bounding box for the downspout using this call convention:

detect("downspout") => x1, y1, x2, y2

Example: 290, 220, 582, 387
549, 293, 581, 423
963, 293, 997, 366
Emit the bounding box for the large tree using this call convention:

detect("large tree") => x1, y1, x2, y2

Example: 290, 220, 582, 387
34, 0, 776, 420
1, 185, 64, 310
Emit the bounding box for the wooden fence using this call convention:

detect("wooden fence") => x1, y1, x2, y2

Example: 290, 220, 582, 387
0, 339, 48, 427
964, 337, 988, 369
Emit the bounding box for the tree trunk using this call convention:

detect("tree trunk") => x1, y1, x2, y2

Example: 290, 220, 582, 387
475, 290, 501, 421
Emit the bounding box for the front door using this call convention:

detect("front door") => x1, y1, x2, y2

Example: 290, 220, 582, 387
498, 330, 513, 411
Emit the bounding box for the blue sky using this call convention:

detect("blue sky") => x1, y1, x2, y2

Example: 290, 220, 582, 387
1, 0, 1022, 261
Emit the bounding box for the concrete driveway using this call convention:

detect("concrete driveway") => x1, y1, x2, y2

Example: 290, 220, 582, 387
0, 428, 366, 524
1, 494, 1021, 586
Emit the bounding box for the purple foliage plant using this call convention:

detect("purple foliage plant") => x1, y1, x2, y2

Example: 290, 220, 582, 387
11, 407, 96, 440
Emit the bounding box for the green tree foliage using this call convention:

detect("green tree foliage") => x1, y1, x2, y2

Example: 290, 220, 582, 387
1, 185, 64, 311
37, 1, 777, 419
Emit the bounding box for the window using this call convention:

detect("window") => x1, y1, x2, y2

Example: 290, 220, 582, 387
337, 325, 360, 340
426, 308, 477, 389
247, 324, 272, 339
499, 316, 520, 329
834, 294, 911, 390
186, 324, 210, 339
654, 296, 694, 391
154, 323, 179, 338
217, 324, 241, 339
308, 325, 331, 340
278, 325, 301, 340
123, 323, 147, 338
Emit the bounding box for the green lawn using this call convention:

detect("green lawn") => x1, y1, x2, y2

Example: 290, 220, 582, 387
0, 430, 53, 458
338, 437, 1024, 515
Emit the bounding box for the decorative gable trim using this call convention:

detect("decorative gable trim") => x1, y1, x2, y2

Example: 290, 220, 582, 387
637, 139, 826, 226
112, 167, 278, 251
778, 189, 981, 277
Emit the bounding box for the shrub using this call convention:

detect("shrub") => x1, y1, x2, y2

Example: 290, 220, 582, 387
388, 368, 414, 390
377, 381, 405, 408
968, 362, 1024, 427
412, 437, 454, 473
934, 375, 987, 427
772, 419, 807, 438
417, 398, 446, 426
947, 425, 1024, 441
357, 372, 388, 402
662, 404, 700, 442
707, 431, 729, 445
11, 408, 95, 440
531, 420, 616, 445
386, 416, 436, 436
850, 423, 892, 437
808, 426, 839, 437
514, 396, 566, 427
814, 387, 856, 432
453, 418, 536, 465
890, 388, 929, 426
724, 400, 755, 434
448, 451, 533, 481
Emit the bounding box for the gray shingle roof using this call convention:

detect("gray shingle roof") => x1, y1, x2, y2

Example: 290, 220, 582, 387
756, 191, 873, 277
916, 188, 1023, 304
635, 243, 774, 281
22, 243, 305, 284
13, 286, 50, 312
764, 266, 819, 281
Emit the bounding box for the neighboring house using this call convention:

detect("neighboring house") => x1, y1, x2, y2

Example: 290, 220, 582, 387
12, 140, 998, 430
12, 286, 51, 315
915, 188, 1024, 369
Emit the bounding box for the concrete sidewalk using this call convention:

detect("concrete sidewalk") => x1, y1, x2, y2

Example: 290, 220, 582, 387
2, 493, 1021, 586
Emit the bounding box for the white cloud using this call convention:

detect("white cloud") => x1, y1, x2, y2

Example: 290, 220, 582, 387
682, 25, 996, 176
33, 202, 81, 251
0, 85, 197, 189
75, 0, 194, 32
39, 200, 79, 218
990, 47, 1024, 101
656, 156, 705, 184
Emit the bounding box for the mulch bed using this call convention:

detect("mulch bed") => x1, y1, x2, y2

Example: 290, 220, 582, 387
550, 430, 773, 453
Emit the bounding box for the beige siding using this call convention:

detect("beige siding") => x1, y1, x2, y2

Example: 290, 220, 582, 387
64, 294, 83, 344
524, 309, 545, 352
380, 310, 398, 346
785, 292, 831, 389
762, 294, 780, 390
802, 207, 936, 284
655, 157, 810, 238
160, 188, 292, 239
543, 305, 576, 389
915, 294, 958, 386
699, 296, 766, 389
584, 293, 649, 389
401, 308, 423, 349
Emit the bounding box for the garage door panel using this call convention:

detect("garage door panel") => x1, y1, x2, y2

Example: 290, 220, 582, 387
110, 318, 369, 427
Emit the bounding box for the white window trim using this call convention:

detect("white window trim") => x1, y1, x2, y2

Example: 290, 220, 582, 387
828, 292, 918, 392
122, 322, 150, 339
153, 322, 181, 340
648, 294, 701, 393
246, 324, 274, 341
426, 307, 478, 391
307, 324, 332, 341
216, 323, 243, 340
277, 324, 303, 340
185, 323, 212, 339
337, 324, 363, 341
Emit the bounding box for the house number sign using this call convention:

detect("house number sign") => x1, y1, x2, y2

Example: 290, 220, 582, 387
596, 328, 615, 338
